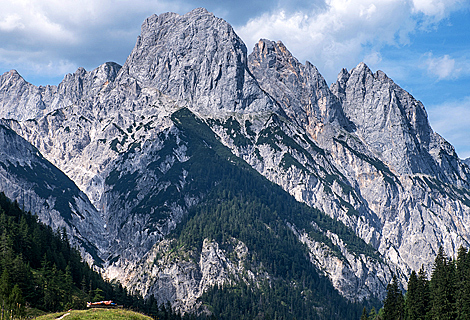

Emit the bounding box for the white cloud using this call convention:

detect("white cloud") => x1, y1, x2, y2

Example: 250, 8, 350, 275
364, 51, 383, 66
427, 96, 470, 159
423, 53, 459, 80
420, 52, 470, 81
236, 0, 465, 82
0, 0, 468, 86
0, 47, 78, 78
412, 0, 465, 21
0, 14, 24, 32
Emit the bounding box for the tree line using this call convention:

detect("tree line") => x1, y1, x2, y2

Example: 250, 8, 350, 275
0, 192, 203, 319
361, 245, 470, 320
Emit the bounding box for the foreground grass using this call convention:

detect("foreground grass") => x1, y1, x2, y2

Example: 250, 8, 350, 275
35, 308, 153, 320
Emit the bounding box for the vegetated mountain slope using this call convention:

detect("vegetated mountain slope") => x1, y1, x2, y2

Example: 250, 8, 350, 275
0, 121, 106, 263
117, 108, 380, 319
0, 192, 129, 314
0, 7, 469, 316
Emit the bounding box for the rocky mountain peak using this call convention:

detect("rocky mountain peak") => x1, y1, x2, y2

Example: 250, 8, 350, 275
57, 62, 121, 100
248, 39, 351, 135
335, 62, 470, 185
1, 69, 22, 82
0, 70, 47, 121
0, 62, 122, 122
251, 39, 299, 73
330, 68, 350, 103
119, 8, 276, 117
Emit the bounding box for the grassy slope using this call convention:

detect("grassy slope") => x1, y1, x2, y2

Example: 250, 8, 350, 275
35, 308, 152, 320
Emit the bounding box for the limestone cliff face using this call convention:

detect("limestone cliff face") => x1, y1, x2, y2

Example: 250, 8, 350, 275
0, 7, 469, 311
119, 8, 276, 117
248, 39, 350, 132
332, 63, 469, 185
245, 39, 470, 277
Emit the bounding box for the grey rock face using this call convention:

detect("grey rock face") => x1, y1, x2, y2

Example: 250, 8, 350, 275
464, 158, 470, 167
333, 63, 470, 186
0, 70, 48, 121
119, 8, 277, 117
116, 238, 253, 313
248, 39, 350, 132
246, 41, 470, 281
0, 62, 121, 121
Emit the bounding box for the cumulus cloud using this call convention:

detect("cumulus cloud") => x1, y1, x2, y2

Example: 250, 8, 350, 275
421, 52, 470, 81
0, 0, 468, 86
0, 0, 187, 84
423, 53, 459, 80
236, 0, 466, 81
0, 14, 25, 32
412, 0, 465, 21
427, 96, 470, 159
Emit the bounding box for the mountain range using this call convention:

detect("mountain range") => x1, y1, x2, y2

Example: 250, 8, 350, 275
1, 7, 469, 318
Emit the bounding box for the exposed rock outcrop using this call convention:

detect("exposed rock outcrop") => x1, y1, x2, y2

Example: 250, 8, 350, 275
0, 62, 121, 121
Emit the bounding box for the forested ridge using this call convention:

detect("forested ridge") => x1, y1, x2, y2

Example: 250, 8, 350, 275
0, 192, 198, 319
362, 246, 470, 320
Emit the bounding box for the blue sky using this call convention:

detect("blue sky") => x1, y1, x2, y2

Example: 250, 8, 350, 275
0, 0, 469, 158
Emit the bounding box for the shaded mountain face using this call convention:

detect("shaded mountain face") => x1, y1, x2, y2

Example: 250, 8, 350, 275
0, 121, 106, 263
1, 7, 470, 318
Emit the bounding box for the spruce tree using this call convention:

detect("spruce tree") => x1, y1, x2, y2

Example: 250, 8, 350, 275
429, 246, 456, 320
0, 269, 11, 320
456, 246, 470, 319
405, 270, 419, 320
9, 284, 24, 319
417, 266, 430, 317
383, 275, 404, 320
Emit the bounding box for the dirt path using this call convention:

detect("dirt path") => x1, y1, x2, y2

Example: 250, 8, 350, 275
55, 312, 70, 320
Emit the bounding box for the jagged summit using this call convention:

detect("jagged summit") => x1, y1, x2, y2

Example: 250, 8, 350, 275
336, 61, 470, 185
248, 38, 349, 133
0, 62, 122, 121
118, 8, 277, 117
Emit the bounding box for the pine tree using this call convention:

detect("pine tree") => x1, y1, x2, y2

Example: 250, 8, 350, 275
368, 307, 377, 320
9, 284, 24, 319
0, 269, 11, 320
417, 266, 430, 318
405, 267, 430, 320
383, 275, 404, 320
